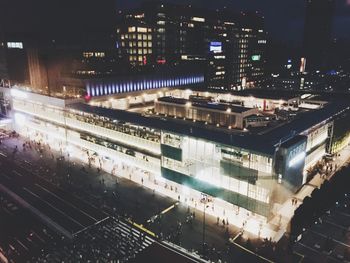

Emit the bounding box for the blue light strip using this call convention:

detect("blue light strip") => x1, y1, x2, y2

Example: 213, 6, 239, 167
87, 74, 205, 97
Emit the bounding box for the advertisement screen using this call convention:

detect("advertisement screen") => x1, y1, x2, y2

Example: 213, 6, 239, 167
210, 42, 222, 53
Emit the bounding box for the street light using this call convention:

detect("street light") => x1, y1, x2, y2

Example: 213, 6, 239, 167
201, 193, 209, 254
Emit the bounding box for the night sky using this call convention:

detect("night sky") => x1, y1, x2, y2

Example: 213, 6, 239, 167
117, 0, 350, 45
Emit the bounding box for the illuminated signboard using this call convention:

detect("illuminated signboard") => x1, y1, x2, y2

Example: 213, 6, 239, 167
251, 55, 261, 61
209, 42, 222, 53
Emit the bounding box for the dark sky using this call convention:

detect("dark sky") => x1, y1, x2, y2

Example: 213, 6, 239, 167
117, 0, 350, 45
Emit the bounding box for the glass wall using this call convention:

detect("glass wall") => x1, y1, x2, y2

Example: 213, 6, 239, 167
305, 124, 329, 152
160, 131, 274, 216
12, 99, 161, 155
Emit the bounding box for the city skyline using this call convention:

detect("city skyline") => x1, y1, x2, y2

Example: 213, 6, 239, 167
118, 0, 350, 44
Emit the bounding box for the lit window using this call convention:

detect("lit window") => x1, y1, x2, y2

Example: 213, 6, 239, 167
191, 17, 205, 22
134, 13, 145, 19
137, 27, 148, 33
7, 42, 23, 49
94, 52, 105, 58
128, 27, 136, 33
83, 52, 94, 58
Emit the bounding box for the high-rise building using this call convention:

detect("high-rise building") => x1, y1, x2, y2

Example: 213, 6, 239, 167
303, 0, 335, 70
116, 2, 267, 91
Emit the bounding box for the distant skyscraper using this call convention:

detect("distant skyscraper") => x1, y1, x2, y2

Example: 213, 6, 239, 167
303, 0, 335, 70
117, 2, 267, 91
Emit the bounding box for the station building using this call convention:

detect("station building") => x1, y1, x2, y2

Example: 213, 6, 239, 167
0, 86, 349, 223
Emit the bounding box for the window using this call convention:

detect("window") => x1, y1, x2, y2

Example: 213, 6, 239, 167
83, 52, 94, 58
7, 42, 23, 49
137, 27, 148, 33
191, 17, 205, 22
94, 52, 105, 58
128, 27, 136, 33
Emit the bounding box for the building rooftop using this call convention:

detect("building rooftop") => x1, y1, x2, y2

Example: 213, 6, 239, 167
280, 135, 307, 149
158, 96, 252, 113
68, 100, 350, 155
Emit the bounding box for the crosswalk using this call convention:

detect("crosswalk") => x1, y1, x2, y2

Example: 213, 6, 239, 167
34, 217, 155, 262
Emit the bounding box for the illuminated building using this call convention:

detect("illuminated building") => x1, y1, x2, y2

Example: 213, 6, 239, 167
118, 25, 153, 66
60, 71, 205, 99
1, 87, 349, 222
117, 2, 267, 91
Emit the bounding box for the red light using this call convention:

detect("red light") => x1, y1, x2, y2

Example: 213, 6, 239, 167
84, 94, 92, 102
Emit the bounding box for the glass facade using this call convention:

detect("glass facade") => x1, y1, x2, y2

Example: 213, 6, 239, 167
11, 96, 283, 218
160, 131, 274, 216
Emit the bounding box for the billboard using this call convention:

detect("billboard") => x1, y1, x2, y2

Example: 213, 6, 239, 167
209, 42, 222, 53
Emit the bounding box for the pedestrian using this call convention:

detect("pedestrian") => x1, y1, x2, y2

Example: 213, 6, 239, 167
222, 218, 226, 226
217, 217, 220, 225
